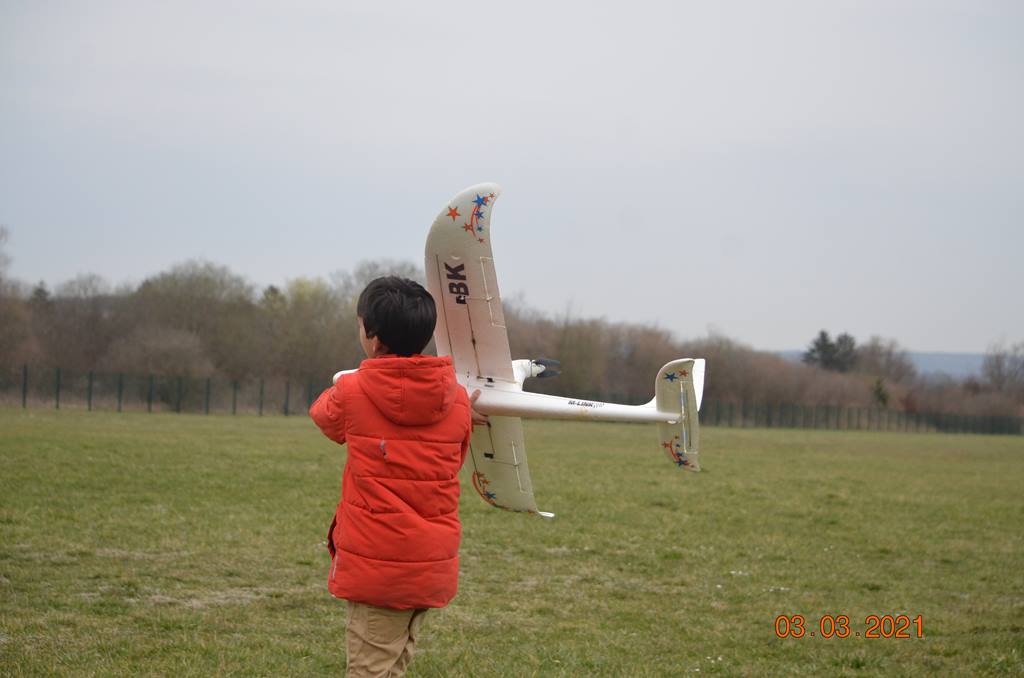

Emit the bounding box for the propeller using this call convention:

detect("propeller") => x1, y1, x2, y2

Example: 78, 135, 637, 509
532, 358, 561, 379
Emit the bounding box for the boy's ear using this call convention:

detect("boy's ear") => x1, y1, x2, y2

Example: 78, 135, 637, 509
371, 335, 390, 356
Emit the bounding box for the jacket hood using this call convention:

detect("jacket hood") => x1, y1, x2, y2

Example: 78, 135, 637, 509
356, 355, 459, 426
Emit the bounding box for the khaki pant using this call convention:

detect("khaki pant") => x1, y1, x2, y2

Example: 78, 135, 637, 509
345, 601, 428, 678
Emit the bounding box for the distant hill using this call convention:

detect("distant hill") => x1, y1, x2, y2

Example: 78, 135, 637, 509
777, 350, 985, 380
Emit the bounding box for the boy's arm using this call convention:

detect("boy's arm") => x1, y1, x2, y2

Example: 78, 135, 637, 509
461, 389, 485, 466
309, 380, 346, 444
460, 420, 471, 466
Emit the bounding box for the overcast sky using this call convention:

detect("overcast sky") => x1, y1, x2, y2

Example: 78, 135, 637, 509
1, 1, 1021, 352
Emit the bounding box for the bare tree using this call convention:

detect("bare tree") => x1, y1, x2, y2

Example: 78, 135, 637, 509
0, 226, 10, 278
0, 226, 31, 363
133, 260, 258, 379
983, 342, 1024, 396
100, 325, 215, 377
331, 259, 424, 304
855, 336, 917, 383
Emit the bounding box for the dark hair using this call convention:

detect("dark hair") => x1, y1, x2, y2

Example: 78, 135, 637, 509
356, 276, 437, 357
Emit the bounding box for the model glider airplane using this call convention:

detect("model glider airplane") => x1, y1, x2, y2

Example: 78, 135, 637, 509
337, 183, 706, 517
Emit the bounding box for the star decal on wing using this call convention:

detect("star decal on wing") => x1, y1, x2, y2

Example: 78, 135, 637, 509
471, 470, 497, 506
662, 435, 691, 467
454, 195, 491, 244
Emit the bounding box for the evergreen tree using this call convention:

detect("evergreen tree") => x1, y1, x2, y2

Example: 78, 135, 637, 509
803, 330, 857, 372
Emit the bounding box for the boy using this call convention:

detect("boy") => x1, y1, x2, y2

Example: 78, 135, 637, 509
309, 276, 477, 678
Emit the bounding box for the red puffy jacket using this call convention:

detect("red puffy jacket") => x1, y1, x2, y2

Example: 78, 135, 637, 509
309, 355, 471, 609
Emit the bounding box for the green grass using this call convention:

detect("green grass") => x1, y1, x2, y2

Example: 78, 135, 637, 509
1, 410, 1022, 676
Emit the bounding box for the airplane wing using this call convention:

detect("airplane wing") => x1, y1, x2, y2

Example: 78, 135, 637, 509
425, 183, 550, 516
467, 416, 552, 516
424, 183, 514, 384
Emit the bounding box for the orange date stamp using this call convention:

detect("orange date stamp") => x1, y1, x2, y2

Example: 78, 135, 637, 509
774, 614, 924, 639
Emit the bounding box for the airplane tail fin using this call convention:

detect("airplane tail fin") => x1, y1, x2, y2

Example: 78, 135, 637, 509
653, 359, 705, 471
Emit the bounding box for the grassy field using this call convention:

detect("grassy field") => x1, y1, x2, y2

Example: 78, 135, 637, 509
1, 410, 1022, 676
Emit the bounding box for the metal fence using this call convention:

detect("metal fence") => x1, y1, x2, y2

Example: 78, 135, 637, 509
0, 365, 331, 416
700, 399, 1022, 436
1, 365, 1021, 435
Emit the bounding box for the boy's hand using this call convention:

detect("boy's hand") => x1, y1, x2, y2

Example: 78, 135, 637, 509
469, 389, 489, 427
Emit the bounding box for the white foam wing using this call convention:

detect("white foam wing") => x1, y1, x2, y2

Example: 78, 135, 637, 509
424, 183, 514, 384
425, 183, 548, 516
467, 416, 549, 515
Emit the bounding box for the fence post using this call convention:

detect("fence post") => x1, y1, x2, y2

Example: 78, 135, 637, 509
283, 380, 290, 416
175, 377, 183, 413
232, 380, 238, 415
22, 364, 28, 408
147, 375, 154, 413
55, 368, 62, 410
204, 378, 211, 415
117, 374, 124, 413
307, 380, 315, 409
258, 379, 264, 417
87, 371, 94, 411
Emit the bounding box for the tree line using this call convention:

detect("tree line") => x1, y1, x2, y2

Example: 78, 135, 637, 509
0, 227, 1021, 417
